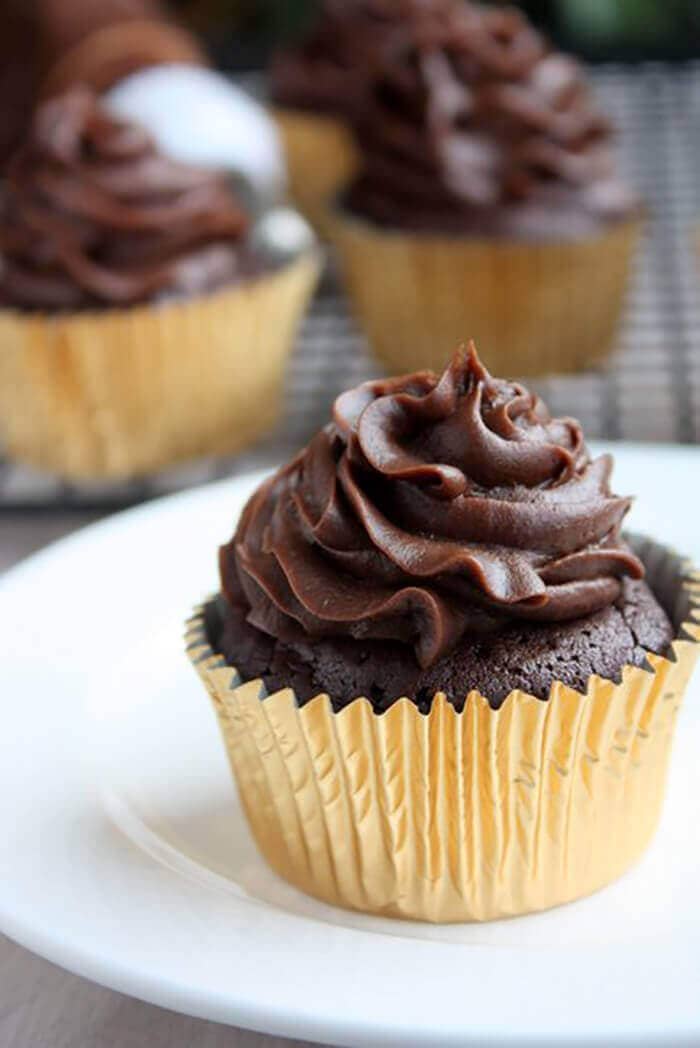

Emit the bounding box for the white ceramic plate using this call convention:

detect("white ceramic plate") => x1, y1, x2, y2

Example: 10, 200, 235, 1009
1, 443, 699, 1048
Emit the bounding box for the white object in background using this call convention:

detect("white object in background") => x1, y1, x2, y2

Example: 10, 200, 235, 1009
251, 207, 316, 265
0, 444, 700, 1047
106, 65, 285, 207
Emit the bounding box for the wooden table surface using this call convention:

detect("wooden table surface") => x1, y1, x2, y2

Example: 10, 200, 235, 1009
0, 515, 323, 1048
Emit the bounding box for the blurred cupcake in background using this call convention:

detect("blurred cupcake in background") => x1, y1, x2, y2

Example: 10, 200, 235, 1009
269, 0, 430, 233
36, 0, 284, 210
0, 0, 206, 171
37, 0, 206, 100
331, 0, 642, 377
0, 88, 318, 480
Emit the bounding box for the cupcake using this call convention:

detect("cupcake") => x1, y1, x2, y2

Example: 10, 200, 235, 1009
187, 344, 699, 923
37, 0, 206, 100
0, 0, 205, 170
0, 88, 318, 479
269, 0, 424, 234
330, 1, 642, 377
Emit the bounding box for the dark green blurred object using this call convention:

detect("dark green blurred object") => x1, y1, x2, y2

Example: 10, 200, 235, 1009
561, 0, 672, 41
552, 0, 700, 57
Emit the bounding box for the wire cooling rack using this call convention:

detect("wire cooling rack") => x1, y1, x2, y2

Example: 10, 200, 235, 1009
1, 63, 699, 511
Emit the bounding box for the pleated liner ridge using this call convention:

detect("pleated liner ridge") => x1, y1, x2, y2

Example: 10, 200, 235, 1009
186, 536, 700, 923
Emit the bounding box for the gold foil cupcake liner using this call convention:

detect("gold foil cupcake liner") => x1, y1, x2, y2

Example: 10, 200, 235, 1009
329, 207, 642, 377
187, 538, 699, 923
0, 251, 319, 480
274, 108, 358, 237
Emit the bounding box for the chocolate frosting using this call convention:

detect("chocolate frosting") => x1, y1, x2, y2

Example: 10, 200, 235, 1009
37, 0, 206, 98
0, 87, 249, 310
270, 0, 449, 120
345, 2, 636, 238
221, 345, 643, 670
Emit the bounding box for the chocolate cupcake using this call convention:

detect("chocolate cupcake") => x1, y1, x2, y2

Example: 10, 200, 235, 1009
0, 0, 205, 171
187, 345, 699, 922
330, 1, 642, 376
0, 88, 318, 479
269, 0, 430, 233
37, 0, 205, 100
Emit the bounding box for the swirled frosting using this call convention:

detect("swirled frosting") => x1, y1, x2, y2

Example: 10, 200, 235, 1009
345, 2, 637, 238
270, 0, 451, 119
38, 1, 206, 99
0, 87, 250, 309
221, 345, 643, 670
